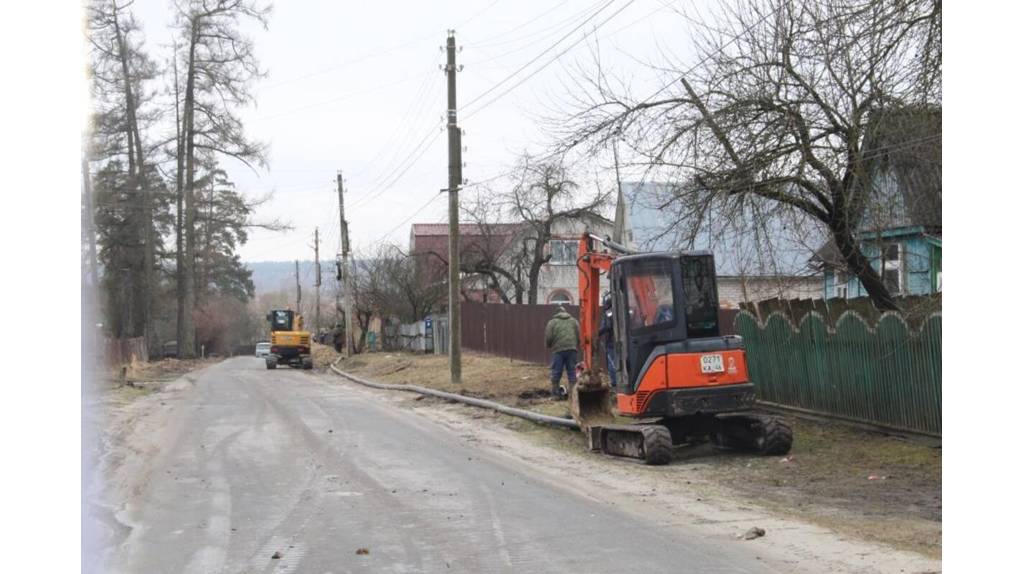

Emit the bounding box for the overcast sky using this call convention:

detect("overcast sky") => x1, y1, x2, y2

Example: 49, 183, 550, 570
131, 0, 706, 262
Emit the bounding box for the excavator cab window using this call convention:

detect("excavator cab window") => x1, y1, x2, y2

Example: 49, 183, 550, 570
269, 310, 294, 332
612, 257, 682, 392
625, 262, 676, 331
680, 255, 720, 338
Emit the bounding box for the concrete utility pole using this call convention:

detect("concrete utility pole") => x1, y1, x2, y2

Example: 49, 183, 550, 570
295, 259, 302, 317
611, 138, 626, 245
314, 227, 321, 334
81, 157, 99, 289
445, 30, 463, 385
337, 171, 355, 356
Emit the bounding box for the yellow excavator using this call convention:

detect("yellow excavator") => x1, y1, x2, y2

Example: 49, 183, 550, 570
265, 309, 313, 370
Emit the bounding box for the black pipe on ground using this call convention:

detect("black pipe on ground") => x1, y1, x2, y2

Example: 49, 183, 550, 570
329, 361, 580, 430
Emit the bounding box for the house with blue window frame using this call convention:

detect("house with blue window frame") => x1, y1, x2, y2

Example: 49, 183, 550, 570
811, 106, 941, 299
817, 226, 941, 299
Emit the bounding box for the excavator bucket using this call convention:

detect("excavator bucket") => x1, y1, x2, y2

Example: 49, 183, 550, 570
569, 368, 615, 442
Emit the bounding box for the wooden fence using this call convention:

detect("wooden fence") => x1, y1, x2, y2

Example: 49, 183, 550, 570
740, 294, 941, 330
735, 310, 941, 436
105, 336, 149, 365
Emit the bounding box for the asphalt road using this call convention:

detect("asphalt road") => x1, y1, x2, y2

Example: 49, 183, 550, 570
107, 357, 776, 573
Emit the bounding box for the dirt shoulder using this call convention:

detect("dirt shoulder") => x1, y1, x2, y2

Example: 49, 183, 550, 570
84, 359, 216, 568
334, 350, 941, 561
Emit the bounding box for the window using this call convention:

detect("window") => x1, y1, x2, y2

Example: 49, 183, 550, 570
625, 261, 676, 330
548, 240, 578, 265
548, 290, 573, 305
833, 271, 849, 299
271, 310, 293, 331
681, 255, 719, 337
881, 243, 903, 294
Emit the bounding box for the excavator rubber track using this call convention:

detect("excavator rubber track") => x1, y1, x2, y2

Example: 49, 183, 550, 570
569, 371, 674, 465
591, 424, 674, 465
711, 413, 793, 455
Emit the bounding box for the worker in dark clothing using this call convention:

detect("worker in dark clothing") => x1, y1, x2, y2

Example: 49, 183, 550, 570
544, 306, 580, 400
598, 294, 618, 387
332, 327, 344, 353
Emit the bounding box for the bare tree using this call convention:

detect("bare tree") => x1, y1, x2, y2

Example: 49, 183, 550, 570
358, 245, 445, 318
504, 154, 609, 304
172, 0, 270, 357
459, 191, 529, 304
560, 0, 941, 310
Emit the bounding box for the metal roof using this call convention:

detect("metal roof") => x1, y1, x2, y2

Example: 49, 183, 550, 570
619, 181, 822, 277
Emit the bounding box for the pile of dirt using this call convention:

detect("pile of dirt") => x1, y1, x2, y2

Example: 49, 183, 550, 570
311, 343, 341, 369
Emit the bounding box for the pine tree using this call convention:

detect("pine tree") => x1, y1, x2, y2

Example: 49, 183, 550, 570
172, 0, 270, 358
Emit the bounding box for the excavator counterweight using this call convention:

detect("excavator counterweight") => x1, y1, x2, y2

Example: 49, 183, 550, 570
265, 309, 313, 370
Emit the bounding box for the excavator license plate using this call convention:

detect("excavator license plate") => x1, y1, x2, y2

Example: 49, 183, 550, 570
700, 354, 724, 373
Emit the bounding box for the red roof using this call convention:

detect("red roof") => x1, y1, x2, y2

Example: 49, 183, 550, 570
411, 223, 524, 237
410, 222, 524, 269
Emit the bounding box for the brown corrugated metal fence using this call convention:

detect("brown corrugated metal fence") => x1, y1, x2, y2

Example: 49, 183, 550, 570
461, 302, 579, 364
461, 302, 739, 365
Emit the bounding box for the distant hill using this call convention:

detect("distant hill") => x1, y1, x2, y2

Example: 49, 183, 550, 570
246, 260, 336, 298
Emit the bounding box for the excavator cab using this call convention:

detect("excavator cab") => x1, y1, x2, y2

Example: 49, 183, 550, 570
609, 252, 753, 418
269, 309, 295, 332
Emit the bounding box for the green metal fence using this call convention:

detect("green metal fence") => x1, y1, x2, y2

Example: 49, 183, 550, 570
735, 310, 941, 436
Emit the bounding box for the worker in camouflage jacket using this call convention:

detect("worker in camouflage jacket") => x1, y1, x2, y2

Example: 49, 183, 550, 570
545, 306, 580, 399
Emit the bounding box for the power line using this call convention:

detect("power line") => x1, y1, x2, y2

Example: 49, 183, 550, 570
462, 0, 637, 121
361, 192, 446, 251
463, 0, 571, 49
463, 0, 603, 65
257, 72, 433, 121
460, 0, 618, 113
260, 0, 504, 91
348, 120, 445, 210
347, 59, 444, 187
350, 57, 443, 179
456, 0, 782, 188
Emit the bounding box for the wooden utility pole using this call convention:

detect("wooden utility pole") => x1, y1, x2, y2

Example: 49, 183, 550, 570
445, 30, 463, 384
314, 227, 321, 334
294, 259, 302, 317
338, 171, 355, 356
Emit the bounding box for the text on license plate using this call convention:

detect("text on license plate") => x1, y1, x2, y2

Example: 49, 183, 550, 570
700, 354, 724, 373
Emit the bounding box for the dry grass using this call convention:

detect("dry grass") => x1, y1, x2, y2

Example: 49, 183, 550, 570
310, 342, 341, 369
109, 357, 218, 386
341, 350, 558, 408
702, 415, 941, 557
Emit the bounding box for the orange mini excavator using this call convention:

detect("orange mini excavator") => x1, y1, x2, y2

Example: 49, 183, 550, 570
571, 233, 792, 464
